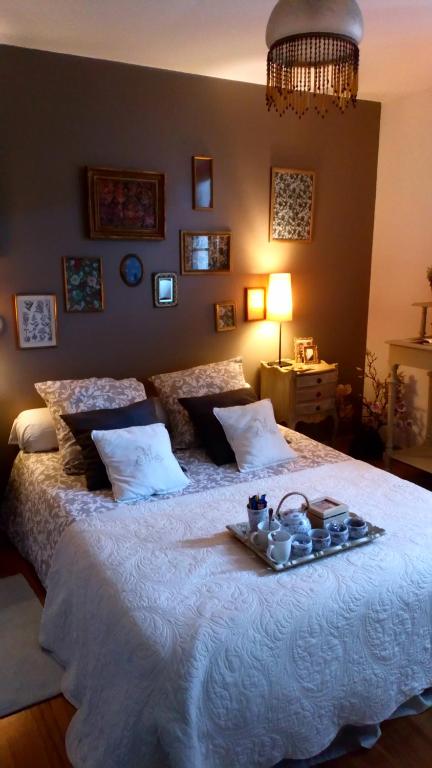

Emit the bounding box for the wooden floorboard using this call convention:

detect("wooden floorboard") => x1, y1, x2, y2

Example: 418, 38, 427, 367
1, 458, 432, 767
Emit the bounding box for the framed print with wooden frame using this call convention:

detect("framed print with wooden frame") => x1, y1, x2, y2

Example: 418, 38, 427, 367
303, 343, 319, 364
270, 167, 315, 242
63, 256, 104, 312
87, 167, 165, 240
214, 301, 236, 332
181, 231, 231, 275
153, 272, 178, 308
192, 156, 214, 210
14, 294, 58, 349
294, 336, 314, 363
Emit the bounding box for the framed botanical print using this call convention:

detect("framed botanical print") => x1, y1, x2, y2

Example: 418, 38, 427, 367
270, 167, 315, 242
14, 294, 58, 349
181, 231, 231, 275
87, 167, 165, 240
192, 156, 214, 210
63, 257, 104, 312
214, 301, 236, 332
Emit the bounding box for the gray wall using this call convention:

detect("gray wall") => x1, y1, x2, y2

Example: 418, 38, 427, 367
0, 45, 381, 489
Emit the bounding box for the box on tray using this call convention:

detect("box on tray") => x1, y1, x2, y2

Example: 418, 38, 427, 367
308, 496, 349, 529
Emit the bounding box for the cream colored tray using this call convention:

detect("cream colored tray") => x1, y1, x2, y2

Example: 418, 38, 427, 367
226, 522, 386, 572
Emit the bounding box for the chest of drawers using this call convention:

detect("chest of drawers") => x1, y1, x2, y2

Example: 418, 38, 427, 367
260, 360, 338, 433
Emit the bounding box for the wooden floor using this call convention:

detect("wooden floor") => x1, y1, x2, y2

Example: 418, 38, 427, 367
1, 457, 432, 768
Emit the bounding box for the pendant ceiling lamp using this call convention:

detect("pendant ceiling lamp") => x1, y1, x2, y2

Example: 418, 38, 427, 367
266, 0, 364, 118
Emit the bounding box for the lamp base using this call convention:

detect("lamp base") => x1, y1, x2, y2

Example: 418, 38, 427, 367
266, 359, 293, 369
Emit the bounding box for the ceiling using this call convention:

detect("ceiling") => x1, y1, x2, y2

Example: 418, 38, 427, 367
1, 0, 432, 102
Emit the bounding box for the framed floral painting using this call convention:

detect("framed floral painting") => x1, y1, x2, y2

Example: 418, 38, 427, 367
87, 167, 165, 240
14, 294, 58, 349
63, 257, 104, 312
214, 301, 236, 332
270, 168, 315, 242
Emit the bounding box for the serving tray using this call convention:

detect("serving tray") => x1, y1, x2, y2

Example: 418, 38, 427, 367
226, 522, 386, 572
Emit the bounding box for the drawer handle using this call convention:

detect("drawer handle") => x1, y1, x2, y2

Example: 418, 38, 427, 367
316, 405, 321, 411
316, 391, 322, 399
317, 377, 322, 384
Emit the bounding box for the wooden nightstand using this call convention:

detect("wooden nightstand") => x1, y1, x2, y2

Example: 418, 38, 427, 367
260, 360, 338, 436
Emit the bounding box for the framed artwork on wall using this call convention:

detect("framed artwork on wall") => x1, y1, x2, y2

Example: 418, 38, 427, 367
214, 301, 236, 332
87, 167, 165, 240
270, 167, 315, 242
120, 254, 144, 287
181, 231, 231, 275
14, 294, 58, 349
63, 257, 104, 312
153, 272, 178, 308
192, 156, 214, 210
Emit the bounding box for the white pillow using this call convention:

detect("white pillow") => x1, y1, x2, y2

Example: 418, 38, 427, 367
213, 399, 297, 472
9, 408, 58, 452
91, 423, 190, 503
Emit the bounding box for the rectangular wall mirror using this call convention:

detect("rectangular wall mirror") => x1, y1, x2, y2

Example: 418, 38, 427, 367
192, 156, 214, 210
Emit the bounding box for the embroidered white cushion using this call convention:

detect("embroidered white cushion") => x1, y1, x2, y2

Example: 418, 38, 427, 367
91, 423, 190, 503
213, 399, 297, 472
9, 408, 58, 452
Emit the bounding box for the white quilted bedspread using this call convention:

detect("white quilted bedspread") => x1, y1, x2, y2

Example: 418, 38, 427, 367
40, 459, 432, 768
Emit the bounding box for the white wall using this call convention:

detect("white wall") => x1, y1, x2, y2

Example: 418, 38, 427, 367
367, 88, 432, 442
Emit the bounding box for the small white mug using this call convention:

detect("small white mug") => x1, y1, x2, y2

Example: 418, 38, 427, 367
251, 519, 281, 549
266, 529, 293, 565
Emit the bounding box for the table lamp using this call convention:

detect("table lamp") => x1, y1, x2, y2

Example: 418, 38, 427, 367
267, 273, 293, 366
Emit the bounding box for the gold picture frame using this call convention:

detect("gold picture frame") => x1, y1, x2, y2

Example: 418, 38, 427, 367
214, 301, 237, 332
181, 231, 231, 275
87, 166, 165, 240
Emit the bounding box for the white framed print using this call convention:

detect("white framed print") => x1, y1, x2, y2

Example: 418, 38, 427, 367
14, 294, 58, 349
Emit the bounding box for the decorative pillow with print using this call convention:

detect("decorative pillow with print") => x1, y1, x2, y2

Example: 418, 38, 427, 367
35, 377, 146, 474
149, 357, 248, 449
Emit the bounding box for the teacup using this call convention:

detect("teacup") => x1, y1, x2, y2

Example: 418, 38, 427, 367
311, 528, 331, 551
291, 533, 313, 558
250, 519, 281, 549
325, 521, 349, 545
345, 517, 368, 539
267, 530, 293, 565
247, 504, 268, 533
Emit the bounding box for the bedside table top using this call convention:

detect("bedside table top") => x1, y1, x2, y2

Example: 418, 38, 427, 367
261, 359, 337, 375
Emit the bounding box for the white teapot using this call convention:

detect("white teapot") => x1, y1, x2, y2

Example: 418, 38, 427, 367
275, 492, 312, 536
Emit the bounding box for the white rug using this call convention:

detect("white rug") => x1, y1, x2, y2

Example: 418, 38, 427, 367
0, 575, 62, 717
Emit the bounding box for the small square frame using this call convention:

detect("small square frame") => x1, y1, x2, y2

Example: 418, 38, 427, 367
214, 301, 236, 332
303, 343, 319, 364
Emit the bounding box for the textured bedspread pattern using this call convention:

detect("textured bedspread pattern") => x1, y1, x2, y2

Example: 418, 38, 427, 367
2, 429, 347, 586
40, 460, 432, 768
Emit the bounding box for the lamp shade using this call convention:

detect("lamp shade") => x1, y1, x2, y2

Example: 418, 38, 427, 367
267, 273, 293, 322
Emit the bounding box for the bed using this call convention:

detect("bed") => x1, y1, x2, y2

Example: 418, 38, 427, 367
3, 428, 432, 768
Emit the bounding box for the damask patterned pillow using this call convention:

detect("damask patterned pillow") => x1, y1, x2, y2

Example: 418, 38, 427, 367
35, 377, 146, 474
149, 358, 248, 449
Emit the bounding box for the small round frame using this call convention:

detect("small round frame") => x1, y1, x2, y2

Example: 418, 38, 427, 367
120, 254, 144, 287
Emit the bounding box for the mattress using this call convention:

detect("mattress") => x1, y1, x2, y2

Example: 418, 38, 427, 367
2, 428, 347, 586
39, 456, 432, 768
